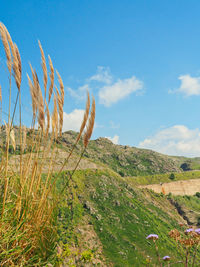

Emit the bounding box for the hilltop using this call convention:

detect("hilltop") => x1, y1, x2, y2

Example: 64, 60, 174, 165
59, 130, 200, 176
5, 127, 200, 177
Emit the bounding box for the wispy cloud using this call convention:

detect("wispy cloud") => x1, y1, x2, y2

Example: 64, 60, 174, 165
139, 125, 200, 157
99, 76, 143, 107
87, 66, 112, 84
105, 135, 119, 145
67, 84, 90, 101
67, 66, 144, 106
109, 121, 120, 129
171, 74, 200, 96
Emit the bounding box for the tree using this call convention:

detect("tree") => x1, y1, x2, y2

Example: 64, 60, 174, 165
180, 162, 191, 171
169, 173, 175, 180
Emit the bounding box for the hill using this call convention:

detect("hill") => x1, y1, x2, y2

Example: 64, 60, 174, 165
57, 168, 200, 266
4, 128, 200, 266
59, 130, 200, 176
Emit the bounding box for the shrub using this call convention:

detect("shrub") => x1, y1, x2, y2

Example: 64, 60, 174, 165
169, 173, 175, 180
180, 162, 191, 171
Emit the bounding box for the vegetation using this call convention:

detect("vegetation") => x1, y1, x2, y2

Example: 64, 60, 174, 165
169, 173, 175, 180
1, 22, 200, 267
69, 169, 196, 266
0, 23, 95, 266
128, 170, 200, 186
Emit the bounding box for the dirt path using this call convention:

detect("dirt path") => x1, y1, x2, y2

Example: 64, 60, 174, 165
139, 178, 200, 195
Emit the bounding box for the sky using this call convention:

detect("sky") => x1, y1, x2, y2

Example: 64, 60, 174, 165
1, 0, 200, 157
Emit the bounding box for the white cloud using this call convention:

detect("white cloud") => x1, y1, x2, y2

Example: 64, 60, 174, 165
110, 121, 120, 129
99, 76, 143, 107
139, 125, 200, 157
105, 135, 119, 145
67, 84, 90, 101
176, 74, 200, 96
88, 66, 112, 84
67, 66, 144, 106
62, 109, 85, 132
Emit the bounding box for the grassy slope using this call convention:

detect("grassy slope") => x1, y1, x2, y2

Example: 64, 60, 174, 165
58, 131, 200, 176
6, 129, 200, 265
169, 194, 200, 226
128, 170, 200, 186
67, 168, 196, 266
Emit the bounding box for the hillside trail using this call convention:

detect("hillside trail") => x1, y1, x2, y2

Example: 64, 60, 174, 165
139, 178, 200, 195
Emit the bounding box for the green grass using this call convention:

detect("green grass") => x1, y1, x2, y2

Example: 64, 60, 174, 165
128, 170, 200, 186
69, 168, 196, 266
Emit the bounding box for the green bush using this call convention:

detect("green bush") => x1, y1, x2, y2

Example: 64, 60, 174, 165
195, 192, 200, 198
169, 173, 175, 180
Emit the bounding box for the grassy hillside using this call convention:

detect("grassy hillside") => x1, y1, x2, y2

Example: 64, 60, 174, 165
4, 128, 200, 177
58, 131, 200, 177
56, 168, 200, 266
3, 129, 200, 265
128, 170, 200, 186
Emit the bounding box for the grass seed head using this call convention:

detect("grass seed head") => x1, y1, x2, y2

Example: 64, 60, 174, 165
0, 23, 12, 74
48, 55, 54, 103
83, 96, 95, 148
38, 40, 47, 98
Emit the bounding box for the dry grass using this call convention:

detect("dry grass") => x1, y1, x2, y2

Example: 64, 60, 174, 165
0, 22, 95, 266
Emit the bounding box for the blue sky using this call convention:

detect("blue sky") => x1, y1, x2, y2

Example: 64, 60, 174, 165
1, 0, 200, 157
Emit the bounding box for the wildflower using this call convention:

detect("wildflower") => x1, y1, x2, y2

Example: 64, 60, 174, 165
185, 228, 194, 234
146, 234, 158, 240
163, 255, 170, 261
195, 228, 200, 235
169, 229, 180, 240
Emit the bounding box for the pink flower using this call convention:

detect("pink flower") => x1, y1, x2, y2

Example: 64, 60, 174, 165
146, 234, 158, 240
163, 256, 170, 261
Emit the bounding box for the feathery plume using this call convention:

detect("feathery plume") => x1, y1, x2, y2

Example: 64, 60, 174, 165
29, 64, 39, 112
38, 41, 47, 98
10, 128, 16, 151
0, 23, 12, 74
38, 86, 45, 132
27, 73, 36, 119
76, 91, 90, 143
83, 96, 95, 148
14, 43, 22, 90
3, 24, 21, 90
45, 99, 50, 137
56, 70, 64, 106
52, 93, 58, 139
48, 56, 54, 103
55, 86, 63, 136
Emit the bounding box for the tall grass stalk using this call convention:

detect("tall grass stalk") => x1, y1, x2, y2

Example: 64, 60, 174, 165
0, 22, 95, 266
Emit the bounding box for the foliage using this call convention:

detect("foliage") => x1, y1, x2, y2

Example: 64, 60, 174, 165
180, 162, 192, 171
70, 169, 190, 266
0, 22, 95, 266
129, 170, 200, 186
195, 192, 200, 198
147, 227, 200, 266
169, 173, 175, 180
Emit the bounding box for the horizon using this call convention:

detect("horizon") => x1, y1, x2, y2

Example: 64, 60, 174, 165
1, 1, 200, 157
